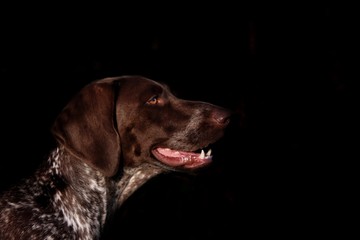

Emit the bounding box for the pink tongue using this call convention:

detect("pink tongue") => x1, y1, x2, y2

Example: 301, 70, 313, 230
152, 148, 212, 169
157, 148, 198, 158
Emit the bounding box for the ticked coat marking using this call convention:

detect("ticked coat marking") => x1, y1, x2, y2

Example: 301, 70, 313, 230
0, 75, 231, 239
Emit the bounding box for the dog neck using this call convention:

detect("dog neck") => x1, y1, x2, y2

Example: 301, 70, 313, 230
116, 163, 165, 207
50, 147, 166, 216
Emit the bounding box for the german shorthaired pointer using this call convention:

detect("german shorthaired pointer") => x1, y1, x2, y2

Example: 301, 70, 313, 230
0, 75, 231, 239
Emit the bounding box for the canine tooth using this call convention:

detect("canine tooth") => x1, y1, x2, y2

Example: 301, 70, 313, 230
206, 149, 212, 156
199, 150, 205, 159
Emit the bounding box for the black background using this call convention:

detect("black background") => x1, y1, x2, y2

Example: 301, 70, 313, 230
0, 3, 357, 239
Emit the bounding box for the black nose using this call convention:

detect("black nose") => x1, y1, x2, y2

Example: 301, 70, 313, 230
213, 108, 232, 126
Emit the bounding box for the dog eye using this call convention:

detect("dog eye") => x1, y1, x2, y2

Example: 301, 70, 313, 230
146, 95, 159, 105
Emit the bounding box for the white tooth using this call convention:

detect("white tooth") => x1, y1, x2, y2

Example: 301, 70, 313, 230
199, 150, 205, 159
206, 149, 212, 156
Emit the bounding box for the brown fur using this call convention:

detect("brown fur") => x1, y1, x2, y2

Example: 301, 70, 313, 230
0, 75, 231, 239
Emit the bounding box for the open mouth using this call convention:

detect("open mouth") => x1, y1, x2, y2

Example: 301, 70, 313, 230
152, 147, 213, 169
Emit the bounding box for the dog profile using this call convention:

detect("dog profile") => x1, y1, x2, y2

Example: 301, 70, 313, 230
0, 75, 231, 239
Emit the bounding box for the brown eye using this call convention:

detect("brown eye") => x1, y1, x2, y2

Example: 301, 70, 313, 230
146, 95, 159, 105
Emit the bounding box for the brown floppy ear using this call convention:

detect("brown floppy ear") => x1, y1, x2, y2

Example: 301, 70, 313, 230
51, 80, 121, 177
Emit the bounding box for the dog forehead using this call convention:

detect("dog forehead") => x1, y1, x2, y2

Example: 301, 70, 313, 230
96, 75, 161, 89
96, 75, 157, 85
121, 76, 165, 94
93, 76, 170, 104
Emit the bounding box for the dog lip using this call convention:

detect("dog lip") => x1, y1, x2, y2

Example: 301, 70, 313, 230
151, 147, 212, 169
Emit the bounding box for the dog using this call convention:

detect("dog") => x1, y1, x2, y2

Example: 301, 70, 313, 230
0, 75, 231, 239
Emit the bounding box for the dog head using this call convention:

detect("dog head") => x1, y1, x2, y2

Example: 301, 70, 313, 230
52, 76, 231, 177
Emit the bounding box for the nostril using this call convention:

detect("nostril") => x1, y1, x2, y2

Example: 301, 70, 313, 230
213, 109, 232, 126
216, 115, 231, 126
